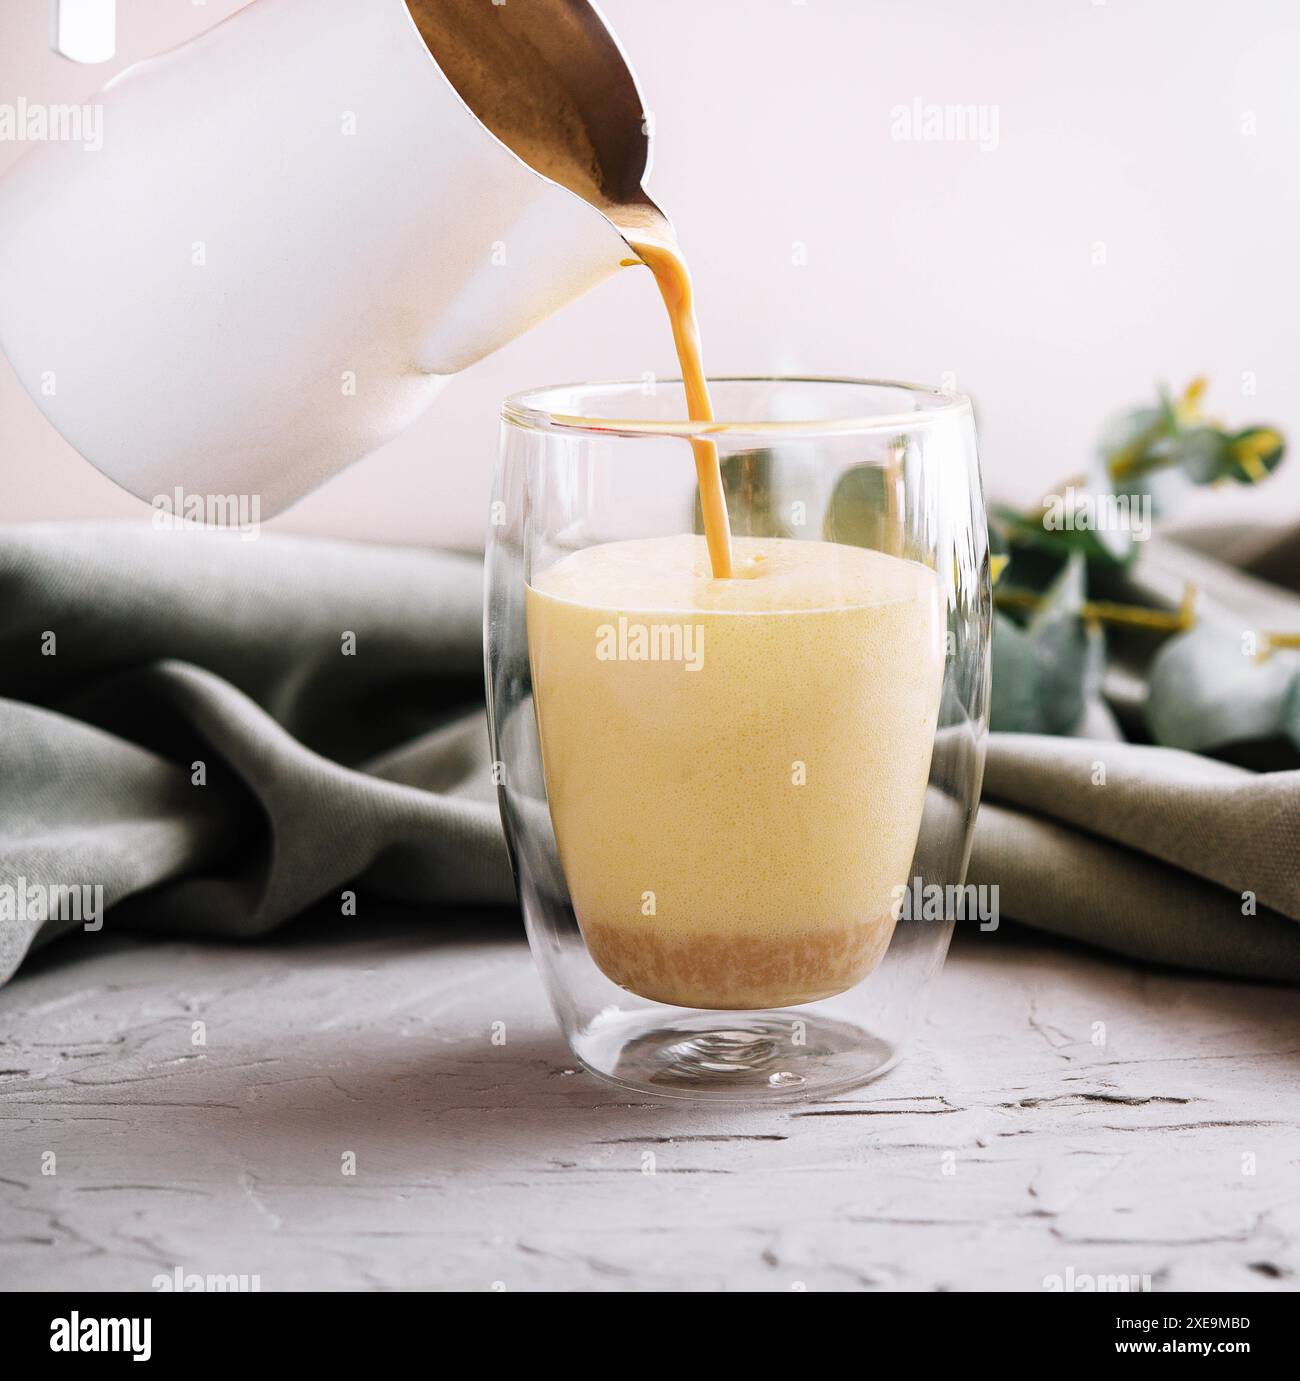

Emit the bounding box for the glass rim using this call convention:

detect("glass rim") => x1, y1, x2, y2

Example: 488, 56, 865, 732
501, 375, 973, 440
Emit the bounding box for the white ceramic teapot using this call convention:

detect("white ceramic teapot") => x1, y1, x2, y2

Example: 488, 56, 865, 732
0, 0, 654, 513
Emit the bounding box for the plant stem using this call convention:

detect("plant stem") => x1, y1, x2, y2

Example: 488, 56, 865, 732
995, 584, 1300, 652
994, 583, 1198, 632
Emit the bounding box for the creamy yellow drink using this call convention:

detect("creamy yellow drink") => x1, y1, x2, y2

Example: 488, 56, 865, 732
527, 534, 945, 1010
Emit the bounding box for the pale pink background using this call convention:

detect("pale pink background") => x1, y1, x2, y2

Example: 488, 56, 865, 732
2, 0, 1298, 549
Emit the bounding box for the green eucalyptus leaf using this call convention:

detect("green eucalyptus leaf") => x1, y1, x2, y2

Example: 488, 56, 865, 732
1169, 425, 1233, 484
1034, 502, 1131, 567
1009, 544, 1069, 601
694, 449, 793, 540
987, 511, 1010, 560
1156, 386, 1181, 431
1026, 553, 1106, 729
990, 553, 1105, 734
1098, 404, 1169, 481
1089, 506, 1137, 565
1104, 435, 1197, 520
825, 463, 893, 550
1285, 678, 1300, 749
1098, 394, 1205, 521
1227, 427, 1285, 484
1128, 461, 1196, 519
991, 498, 1130, 579
1147, 615, 1300, 752
1083, 455, 1149, 562
989, 612, 1044, 731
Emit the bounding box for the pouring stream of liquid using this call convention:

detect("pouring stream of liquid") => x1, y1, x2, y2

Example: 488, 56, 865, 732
624, 233, 734, 580
402, 2, 735, 576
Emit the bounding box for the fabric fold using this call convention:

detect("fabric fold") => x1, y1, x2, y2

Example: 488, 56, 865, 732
2, 521, 1298, 986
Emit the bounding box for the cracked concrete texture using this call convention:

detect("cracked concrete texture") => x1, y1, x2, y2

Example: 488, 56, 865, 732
0, 910, 1297, 1292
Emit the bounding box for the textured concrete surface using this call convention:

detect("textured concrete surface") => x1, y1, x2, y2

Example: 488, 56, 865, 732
1, 910, 1297, 1292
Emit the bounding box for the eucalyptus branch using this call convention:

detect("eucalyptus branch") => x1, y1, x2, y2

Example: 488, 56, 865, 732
995, 583, 1300, 660
994, 583, 1199, 633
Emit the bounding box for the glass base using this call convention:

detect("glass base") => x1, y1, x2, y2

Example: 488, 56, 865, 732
570, 1007, 900, 1103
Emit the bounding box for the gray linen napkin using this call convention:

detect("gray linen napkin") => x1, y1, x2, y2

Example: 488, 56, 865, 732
0, 524, 512, 985
2, 521, 1297, 986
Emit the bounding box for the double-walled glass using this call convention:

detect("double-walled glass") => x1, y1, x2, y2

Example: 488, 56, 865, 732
486, 378, 989, 1102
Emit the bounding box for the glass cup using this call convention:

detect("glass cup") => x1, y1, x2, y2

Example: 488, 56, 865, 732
486, 377, 990, 1102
